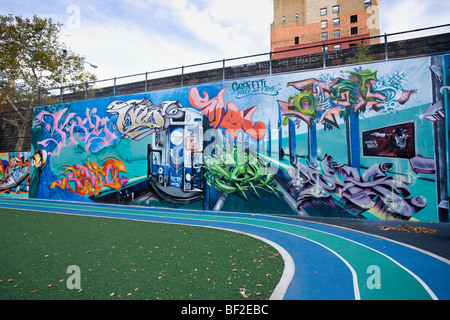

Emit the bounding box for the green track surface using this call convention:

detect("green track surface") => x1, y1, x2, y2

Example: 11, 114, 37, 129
0, 208, 283, 300
0, 198, 436, 300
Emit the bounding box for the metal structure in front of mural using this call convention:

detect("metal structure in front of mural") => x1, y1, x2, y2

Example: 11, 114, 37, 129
2, 53, 443, 224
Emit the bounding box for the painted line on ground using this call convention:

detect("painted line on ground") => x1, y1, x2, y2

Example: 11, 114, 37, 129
1, 197, 448, 299
0, 198, 356, 299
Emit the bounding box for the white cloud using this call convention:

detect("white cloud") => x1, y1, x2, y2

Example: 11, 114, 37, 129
2, 0, 446, 84
380, 0, 450, 34
58, 0, 273, 80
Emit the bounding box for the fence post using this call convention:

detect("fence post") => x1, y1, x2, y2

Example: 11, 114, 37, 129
113, 77, 116, 96
322, 43, 326, 68
384, 33, 388, 61
60, 86, 63, 103
37, 87, 40, 107
85, 82, 88, 100
181, 66, 184, 87
145, 72, 148, 91
222, 59, 225, 82
269, 52, 273, 75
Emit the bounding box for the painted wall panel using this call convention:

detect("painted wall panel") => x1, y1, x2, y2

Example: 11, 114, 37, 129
28, 55, 450, 222
0, 152, 31, 197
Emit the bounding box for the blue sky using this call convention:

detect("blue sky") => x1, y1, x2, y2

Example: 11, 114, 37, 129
1, 0, 449, 80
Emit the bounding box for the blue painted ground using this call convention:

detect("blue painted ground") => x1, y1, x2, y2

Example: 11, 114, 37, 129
1, 197, 449, 300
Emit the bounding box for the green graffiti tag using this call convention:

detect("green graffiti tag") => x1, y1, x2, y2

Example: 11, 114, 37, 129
278, 68, 415, 130
203, 146, 282, 200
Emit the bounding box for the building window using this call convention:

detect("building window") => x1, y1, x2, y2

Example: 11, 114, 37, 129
333, 18, 340, 26
296, 13, 298, 21
333, 30, 341, 38
332, 5, 339, 13
351, 15, 358, 23
364, 0, 372, 6
334, 45, 341, 51
295, 36, 299, 45
320, 8, 327, 16
321, 20, 328, 28
321, 32, 328, 40
351, 26, 358, 35
283, 16, 285, 23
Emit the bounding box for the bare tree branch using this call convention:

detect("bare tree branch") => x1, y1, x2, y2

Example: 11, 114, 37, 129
3, 94, 26, 121
1, 116, 19, 128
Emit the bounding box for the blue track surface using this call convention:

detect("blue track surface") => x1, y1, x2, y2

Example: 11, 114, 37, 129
1, 197, 449, 300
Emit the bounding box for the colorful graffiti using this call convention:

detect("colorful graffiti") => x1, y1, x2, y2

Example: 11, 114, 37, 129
51, 156, 129, 197
106, 98, 185, 140
0, 152, 31, 196
286, 154, 426, 220
25, 55, 449, 222
278, 68, 416, 129
203, 145, 282, 200
189, 87, 266, 142
35, 107, 119, 156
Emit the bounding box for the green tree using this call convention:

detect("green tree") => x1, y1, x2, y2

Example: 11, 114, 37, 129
0, 14, 97, 151
347, 40, 374, 65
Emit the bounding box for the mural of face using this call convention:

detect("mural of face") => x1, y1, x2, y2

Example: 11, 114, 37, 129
107, 98, 185, 140
31, 149, 47, 168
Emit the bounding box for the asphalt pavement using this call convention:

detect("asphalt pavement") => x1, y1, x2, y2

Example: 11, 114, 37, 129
289, 216, 450, 260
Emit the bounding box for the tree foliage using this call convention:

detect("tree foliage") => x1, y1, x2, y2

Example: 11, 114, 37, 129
347, 40, 374, 65
0, 14, 97, 151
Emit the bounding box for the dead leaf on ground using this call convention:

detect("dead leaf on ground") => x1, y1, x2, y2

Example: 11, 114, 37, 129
378, 225, 437, 234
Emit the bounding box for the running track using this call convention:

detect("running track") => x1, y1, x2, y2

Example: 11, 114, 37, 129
1, 197, 449, 300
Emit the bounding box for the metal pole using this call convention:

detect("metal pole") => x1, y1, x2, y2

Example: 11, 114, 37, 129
60, 58, 65, 88
37, 87, 40, 106
113, 78, 116, 96
85, 82, 88, 100
322, 44, 326, 68
384, 33, 388, 61
222, 59, 225, 82
145, 72, 148, 91
269, 52, 272, 75
181, 66, 184, 87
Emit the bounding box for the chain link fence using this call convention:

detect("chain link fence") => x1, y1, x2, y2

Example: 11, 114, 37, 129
1, 24, 449, 152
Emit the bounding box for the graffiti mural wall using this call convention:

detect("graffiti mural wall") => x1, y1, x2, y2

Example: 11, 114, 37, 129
0, 152, 31, 197
28, 54, 450, 222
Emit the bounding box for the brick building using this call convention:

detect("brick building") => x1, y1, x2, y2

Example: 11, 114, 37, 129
271, 0, 380, 58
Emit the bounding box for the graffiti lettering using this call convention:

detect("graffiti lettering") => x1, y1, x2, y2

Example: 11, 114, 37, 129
279, 69, 415, 129
35, 108, 118, 156
51, 156, 129, 197
231, 79, 281, 98
287, 154, 426, 220
189, 87, 266, 142
106, 98, 185, 140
